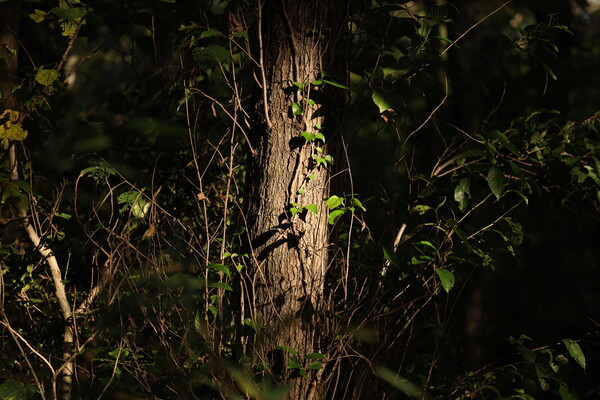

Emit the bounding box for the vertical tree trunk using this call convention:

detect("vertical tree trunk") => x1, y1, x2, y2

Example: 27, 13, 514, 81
246, 1, 346, 398
2, 4, 75, 399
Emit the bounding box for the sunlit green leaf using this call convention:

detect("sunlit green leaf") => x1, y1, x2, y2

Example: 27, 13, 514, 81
326, 195, 344, 210
328, 209, 345, 225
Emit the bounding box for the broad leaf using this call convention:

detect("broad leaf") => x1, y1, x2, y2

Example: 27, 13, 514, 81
487, 167, 505, 200
35, 68, 60, 86
454, 178, 471, 211
435, 269, 455, 293
326, 195, 344, 210
328, 209, 345, 225
562, 339, 586, 371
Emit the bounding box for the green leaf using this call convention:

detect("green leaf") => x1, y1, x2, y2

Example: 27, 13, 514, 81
372, 88, 394, 113
306, 352, 326, 360
301, 131, 316, 143
326, 195, 344, 210
209, 282, 233, 291
382, 246, 400, 267
287, 357, 302, 369
350, 197, 366, 212
29, 9, 48, 23
559, 384, 578, 400
314, 132, 325, 142
35, 68, 60, 86
328, 209, 345, 225
208, 263, 231, 277
454, 178, 471, 211
321, 79, 350, 90
487, 167, 505, 200
291, 102, 303, 115
375, 367, 428, 399
411, 204, 432, 215
562, 339, 586, 371
311, 79, 323, 86
308, 361, 323, 370
243, 318, 260, 332
305, 203, 318, 215
200, 29, 222, 38
323, 155, 334, 165
50, 7, 87, 20
207, 305, 218, 315
435, 269, 455, 293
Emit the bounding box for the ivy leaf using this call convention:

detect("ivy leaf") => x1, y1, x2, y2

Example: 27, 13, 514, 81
301, 131, 316, 143
328, 209, 345, 225
35, 68, 60, 86
487, 167, 505, 200
435, 269, 455, 293
326, 195, 344, 210
562, 339, 586, 371
308, 361, 323, 370
454, 178, 471, 211
305, 203, 318, 215
291, 102, 303, 115
287, 357, 302, 369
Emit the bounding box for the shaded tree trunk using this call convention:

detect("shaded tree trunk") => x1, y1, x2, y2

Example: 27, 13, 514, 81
246, 1, 346, 398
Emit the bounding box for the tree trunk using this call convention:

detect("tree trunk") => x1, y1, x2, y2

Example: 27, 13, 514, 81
246, 1, 346, 398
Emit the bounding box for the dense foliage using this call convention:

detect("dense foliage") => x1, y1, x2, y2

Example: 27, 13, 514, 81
1, 0, 599, 399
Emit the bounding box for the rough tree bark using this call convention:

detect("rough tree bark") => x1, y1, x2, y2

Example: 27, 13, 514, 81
245, 0, 346, 398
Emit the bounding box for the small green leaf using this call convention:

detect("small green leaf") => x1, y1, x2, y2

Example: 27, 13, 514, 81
293, 81, 305, 90
305, 203, 318, 215
350, 197, 366, 212
54, 212, 72, 220
301, 131, 315, 143
328, 209, 345, 225
323, 155, 334, 165
487, 167, 505, 200
306, 352, 326, 360
200, 29, 222, 38
562, 339, 586, 371
326, 195, 344, 210
291, 102, 303, 115
314, 132, 325, 142
209, 282, 233, 291
35, 68, 60, 86
50, 7, 87, 20
29, 9, 48, 23
454, 178, 471, 211
308, 361, 323, 370
411, 205, 432, 215
207, 305, 218, 315
287, 357, 302, 369
243, 318, 259, 332
208, 263, 231, 277
435, 268, 455, 293
311, 79, 323, 86
382, 246, 400, 267
297, 189, 305, 194
322, 79, 350, 90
